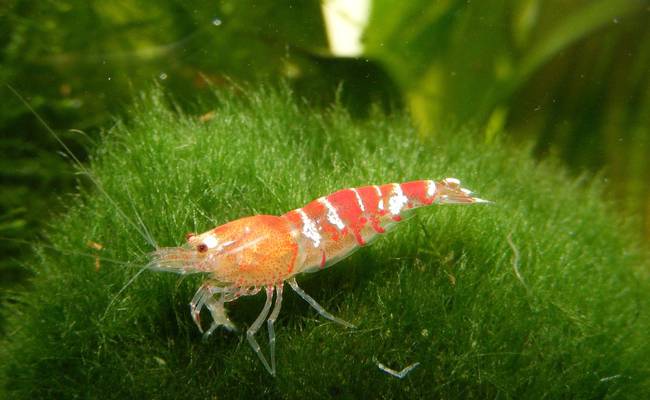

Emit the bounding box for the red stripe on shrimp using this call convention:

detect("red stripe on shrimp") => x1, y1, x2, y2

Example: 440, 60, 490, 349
303, 198, 341, 240
400, 180, 435, 206
355, 186, 379, 214
325, 189, 367, 245
283, 210, 303, 229
286, 242, 299, 274
356, 185, 386, 233
320, 251, 327, 269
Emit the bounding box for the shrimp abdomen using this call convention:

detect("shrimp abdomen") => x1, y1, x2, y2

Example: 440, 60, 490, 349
283, 178, 486, 274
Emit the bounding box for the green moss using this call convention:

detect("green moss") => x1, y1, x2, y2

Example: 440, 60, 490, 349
2, 87, 648, 398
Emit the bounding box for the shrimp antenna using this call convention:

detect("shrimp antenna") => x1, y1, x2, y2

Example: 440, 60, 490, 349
6, 84, 158, 250
125, 185, 158, 252
0, 236, 141, 268
101, 267, 149, 321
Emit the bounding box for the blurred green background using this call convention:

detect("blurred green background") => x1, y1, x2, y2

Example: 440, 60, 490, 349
1, 0, 648, 330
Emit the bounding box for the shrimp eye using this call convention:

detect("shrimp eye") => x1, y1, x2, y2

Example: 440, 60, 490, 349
197, 243, 208, 253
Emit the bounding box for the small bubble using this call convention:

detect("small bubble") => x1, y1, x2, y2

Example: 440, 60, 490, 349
613, 18, 619, 24
159, 72, 168, 80
107, 76, 111, 81
212, 18, 222, 26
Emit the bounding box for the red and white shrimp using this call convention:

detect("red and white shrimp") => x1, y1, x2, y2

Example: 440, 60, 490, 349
9, 87, 488, 377
149, 178, 488, 376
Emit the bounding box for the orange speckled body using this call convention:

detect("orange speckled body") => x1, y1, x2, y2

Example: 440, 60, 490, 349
198, 215, 300, 287
149, 177, 487, 376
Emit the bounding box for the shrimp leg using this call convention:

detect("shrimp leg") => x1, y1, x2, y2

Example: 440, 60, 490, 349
203, 295, 236, 338
247, 286, 274, 375
267, 283, 283, 375
190, 283, 212, 333
190, 282, 236, 337
288, 278, 354, 328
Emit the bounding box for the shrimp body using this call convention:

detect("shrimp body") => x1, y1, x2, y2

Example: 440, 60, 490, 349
149, 178, 487, 375
9, 87, 488, 376
285, 178, 483, 275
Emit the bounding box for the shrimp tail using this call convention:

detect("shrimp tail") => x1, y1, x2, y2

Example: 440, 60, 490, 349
434, 177, 491, 204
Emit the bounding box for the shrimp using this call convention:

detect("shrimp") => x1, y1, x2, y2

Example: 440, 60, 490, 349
149, 178, 489, 376
9, 87, 487, 376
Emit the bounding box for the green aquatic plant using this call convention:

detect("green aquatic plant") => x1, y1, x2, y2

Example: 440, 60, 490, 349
1, 87, 648, 398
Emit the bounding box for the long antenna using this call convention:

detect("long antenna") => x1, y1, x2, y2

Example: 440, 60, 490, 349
7, 84, 158, 249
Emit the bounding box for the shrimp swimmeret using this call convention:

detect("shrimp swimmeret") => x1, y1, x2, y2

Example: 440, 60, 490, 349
149, 178, 489, 376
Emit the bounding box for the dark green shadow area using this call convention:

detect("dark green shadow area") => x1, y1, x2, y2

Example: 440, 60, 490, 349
1, 87, 648, 398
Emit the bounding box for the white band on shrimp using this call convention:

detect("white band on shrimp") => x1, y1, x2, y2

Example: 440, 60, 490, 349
388, 183, 408, 215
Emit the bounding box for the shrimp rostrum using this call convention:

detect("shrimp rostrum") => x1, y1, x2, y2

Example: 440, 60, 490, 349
148, 178, 488, 375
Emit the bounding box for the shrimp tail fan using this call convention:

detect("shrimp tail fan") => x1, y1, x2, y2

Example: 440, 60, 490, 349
435, 177, 491, 204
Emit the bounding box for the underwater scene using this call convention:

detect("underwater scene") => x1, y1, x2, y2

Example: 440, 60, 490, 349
1, 1, 649, 398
